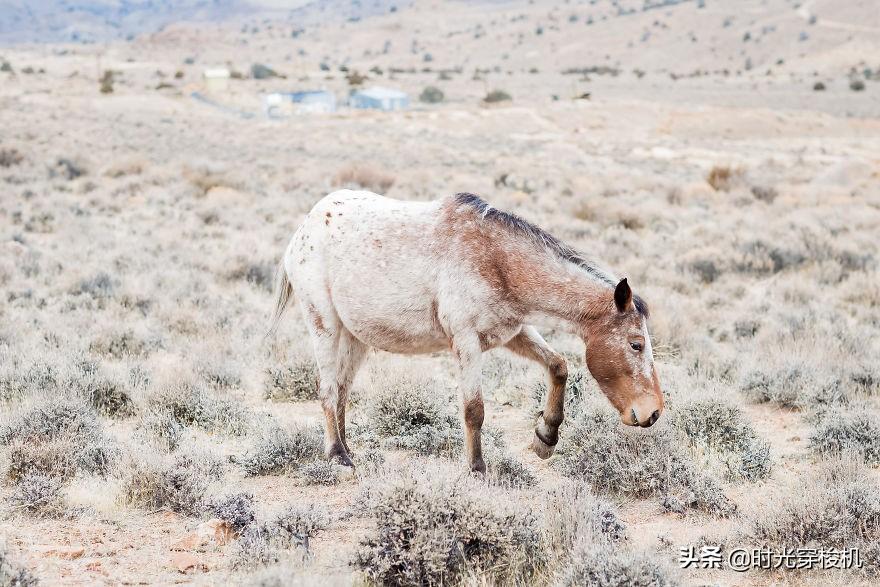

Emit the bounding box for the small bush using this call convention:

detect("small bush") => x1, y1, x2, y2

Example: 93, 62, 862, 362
556, 403, 735, 516
810, 408, 880, 464
8, 472, 67, 518
99, 70, 114, 93
138, 409, 184, 451
89, 328, 156, 358
354, 468, 543, 585
556, 540, 678, 587
121, 450, 223, 515
207, 492, 257, 532
706, 165, 741, 191
419, 86, 444, 103
739, 361, 845, 409
483, 89, 512, 103
299, 460, 339, 486
355, 376, 461, 457
743, 459, 880, 578
0, 147, 23, 168
332, 163, 395, 193
236, 423, 323, 476
251, 63, 280, 79
850, 79, 866, 92
673, 398, 772, 481
233, 505, 327, 569
264, 362, 318, 401
150, 383, 250, 436
1, 397, 116, 481
0, 543, 38, 587
227, 258, 275, 292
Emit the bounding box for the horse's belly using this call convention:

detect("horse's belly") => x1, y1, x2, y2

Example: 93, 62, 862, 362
344, 313, 449, 354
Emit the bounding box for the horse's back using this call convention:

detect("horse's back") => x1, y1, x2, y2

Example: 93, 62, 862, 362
286, 190, 450, 353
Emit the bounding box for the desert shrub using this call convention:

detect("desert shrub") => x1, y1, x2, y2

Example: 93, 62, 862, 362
0, 147, 24, 168
7, 472, 66, 518
419, 86, 444, 103
227, 258, 275, 292
149, 383, 250, 436
809, 408, 880, 464
673, 398, 772, 481
332, 163, 395, 193
813, 81, 826, 91
555, 403, 735, 516
99, 70, 114, 93
233, 505, 327, 569
299, 460, 339, 486
742, 459, 880, 578
81, 374, 135, 418
206, 492, 257, 532
354, 376, 461, 457
71, 272, 115, 299
236, 422, 323, 476
1, 397, 116, 481
121, 450, 224, 515
0, 356, 62, 401
556, 540, 678, 587
353, 468, 543, 585
750, 185, 778, 203
541, 483, 627, 565
264, 362, 318, 401
484, 444, 536, 488
138, 408, 184, 451
483, 89, 512, 103
850, 79, 866, 92
0, 543, 38, 587
251, 63, 280, 79
706, 165, 741, 191
89, 328, 158, 359
739, 360, 845, 409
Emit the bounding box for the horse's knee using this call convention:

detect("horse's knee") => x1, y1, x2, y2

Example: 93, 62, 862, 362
463, 397, 484, 430
549, 356, 568, 388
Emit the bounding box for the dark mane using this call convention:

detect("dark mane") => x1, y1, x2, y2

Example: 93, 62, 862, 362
454, 192, 649, 318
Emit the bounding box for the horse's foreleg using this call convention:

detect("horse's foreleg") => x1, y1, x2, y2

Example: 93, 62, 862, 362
453, 334, 486, 474
505, 325, 567, 459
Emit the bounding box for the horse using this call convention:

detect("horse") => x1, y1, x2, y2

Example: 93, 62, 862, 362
270, 190, 664, 473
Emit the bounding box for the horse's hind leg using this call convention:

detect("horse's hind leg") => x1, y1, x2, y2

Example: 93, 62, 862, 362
505, 325, 568, 459
301, 300, 354, 466
452, 333, 486, 474
335, 329, 368, 455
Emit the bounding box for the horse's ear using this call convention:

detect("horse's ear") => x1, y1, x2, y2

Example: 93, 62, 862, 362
614, 278, 632, 312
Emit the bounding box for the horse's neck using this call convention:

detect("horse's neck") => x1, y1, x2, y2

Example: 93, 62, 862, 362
512, 254, 611, 330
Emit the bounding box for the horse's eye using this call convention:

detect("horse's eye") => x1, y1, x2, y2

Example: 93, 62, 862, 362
630, 342, 643, 352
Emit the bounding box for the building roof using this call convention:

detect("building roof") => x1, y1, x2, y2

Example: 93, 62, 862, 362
354, 86, 408, 99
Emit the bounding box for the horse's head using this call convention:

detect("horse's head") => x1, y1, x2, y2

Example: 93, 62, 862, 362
582, 278, 664, 427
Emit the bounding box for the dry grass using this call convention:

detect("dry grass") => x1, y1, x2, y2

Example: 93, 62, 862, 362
332, 163, 395, 193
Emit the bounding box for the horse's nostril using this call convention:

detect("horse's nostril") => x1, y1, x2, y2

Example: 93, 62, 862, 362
630, 408, 638, 425
647, 410, 660, 426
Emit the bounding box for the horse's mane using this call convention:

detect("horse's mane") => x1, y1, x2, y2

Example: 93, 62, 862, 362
454, 192, 649, 318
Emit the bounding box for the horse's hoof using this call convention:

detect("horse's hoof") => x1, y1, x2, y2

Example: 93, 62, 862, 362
531, 433, 556, 459
329, 451, 355, 469
470, 459, 487, 476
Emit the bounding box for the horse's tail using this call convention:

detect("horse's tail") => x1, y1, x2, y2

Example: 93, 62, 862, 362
267, 260, 294, 337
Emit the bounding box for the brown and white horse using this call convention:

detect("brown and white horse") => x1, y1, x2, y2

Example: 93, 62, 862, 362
271, 190, 664, 472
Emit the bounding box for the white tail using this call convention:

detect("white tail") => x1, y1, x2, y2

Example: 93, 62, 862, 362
267, 261, 293, 337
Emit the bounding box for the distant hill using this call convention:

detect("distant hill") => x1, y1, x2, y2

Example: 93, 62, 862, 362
0, 1, 248, 44
0, 0, 410, 44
